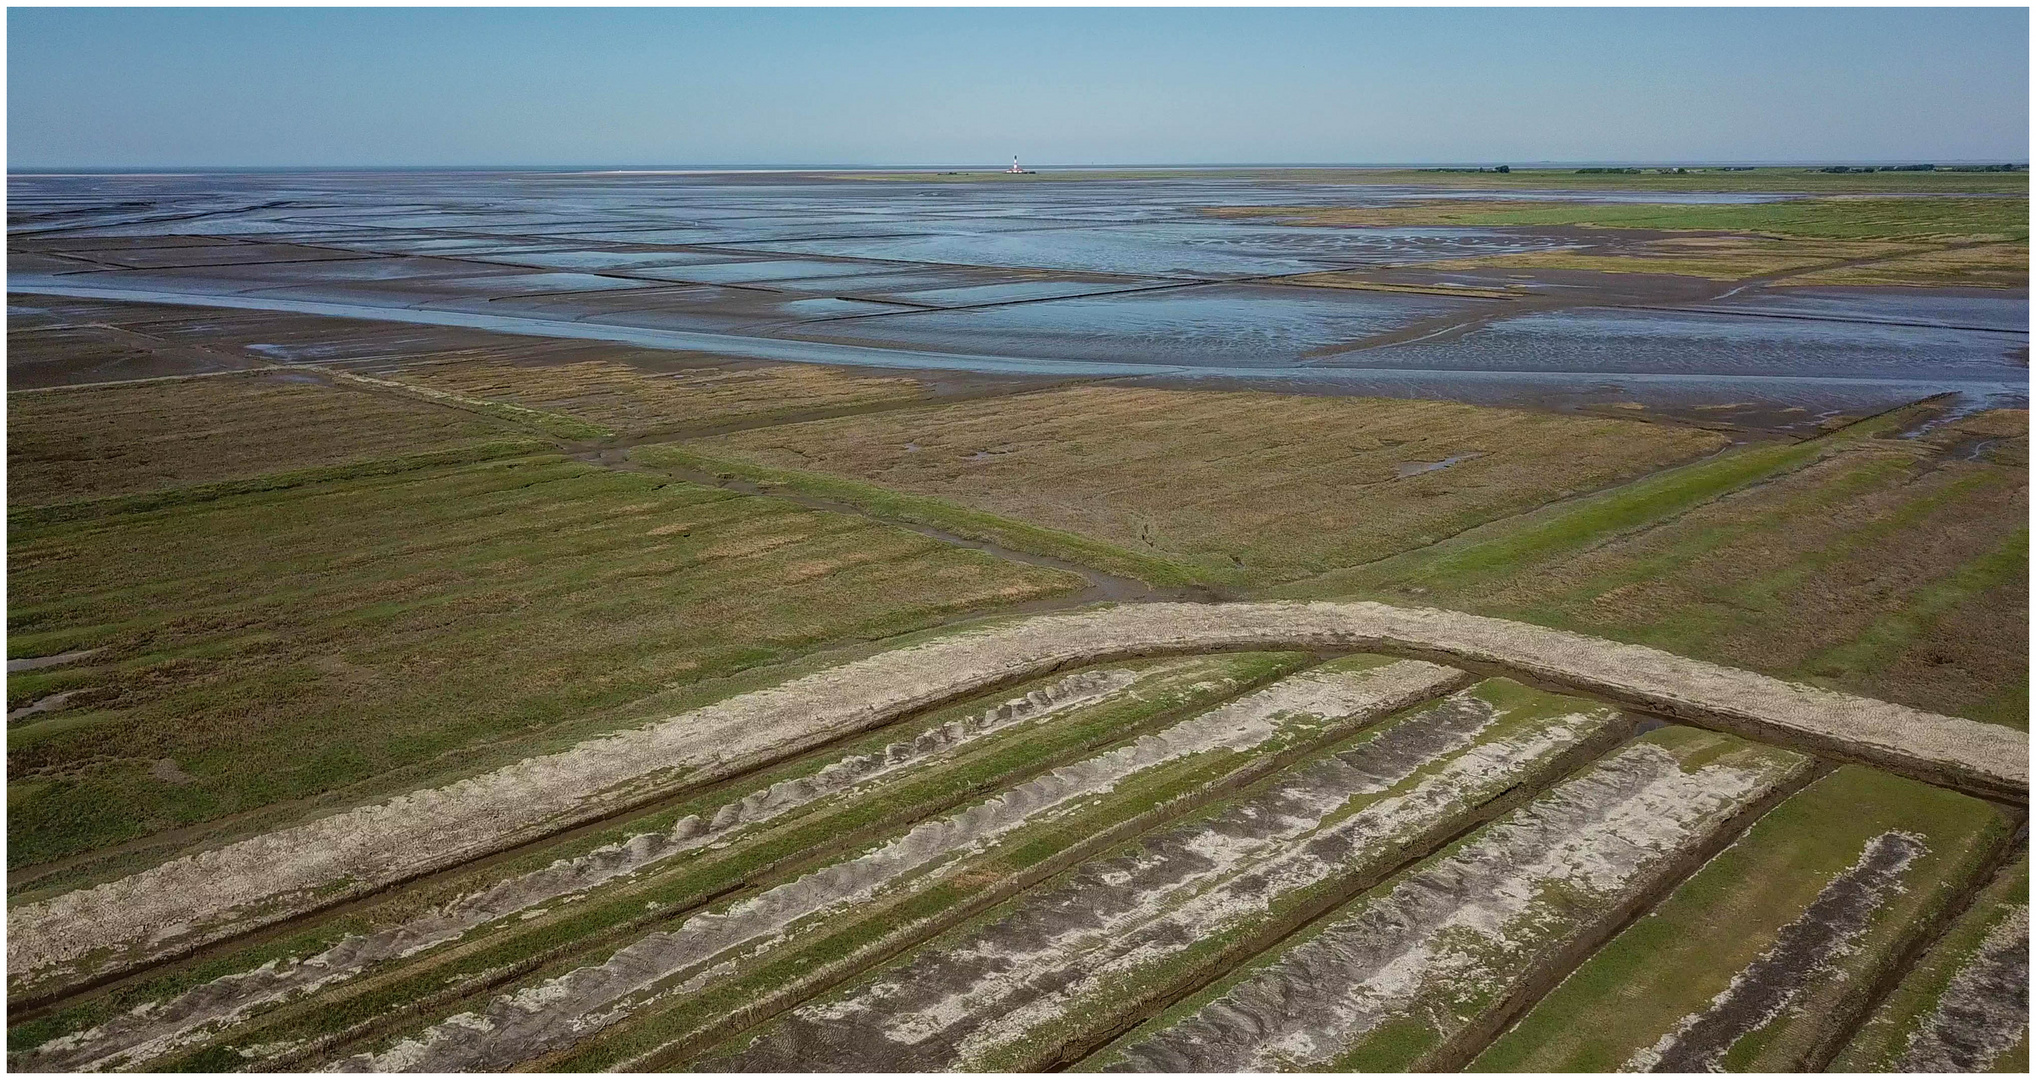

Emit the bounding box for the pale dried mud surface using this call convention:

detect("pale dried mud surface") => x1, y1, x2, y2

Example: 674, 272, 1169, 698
1897, 904, 2031, 1072
706, 684, 1623, 1071
1088, 731, 1810, 1072
11, 670, 1144, 1072
330, 661, 1460, 1072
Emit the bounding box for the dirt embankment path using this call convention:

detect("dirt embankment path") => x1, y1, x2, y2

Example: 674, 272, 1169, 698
9, 601, 2024, 1003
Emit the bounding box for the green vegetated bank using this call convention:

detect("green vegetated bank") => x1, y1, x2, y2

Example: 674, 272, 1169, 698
1831, 854, 2029, 1073
1297, 399, 1927, 597
852, 166, 2030, 196
1451, 195, 2030, 241
17, 653, 1290, 1071
1475, 765, 2014, 1072
8, 447, 1081, 881
694, 679, 1627, 1071
1083, 726, 1813, 1072
1287, 401, 2030, 728
1221, 181, 2029, 286
337, 657, 1466, 1072
1232, 192, 2029, 242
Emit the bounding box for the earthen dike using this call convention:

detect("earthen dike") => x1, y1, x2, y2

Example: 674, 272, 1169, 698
9, 600, 2025, 1007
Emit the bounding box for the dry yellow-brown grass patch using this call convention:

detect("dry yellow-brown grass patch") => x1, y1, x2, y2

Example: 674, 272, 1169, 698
7, 372, 526, 507
694, 386, 1729, 583
1783, 242, 2030, 289
1919, 408, 2029, 467
390, 357, 929, 435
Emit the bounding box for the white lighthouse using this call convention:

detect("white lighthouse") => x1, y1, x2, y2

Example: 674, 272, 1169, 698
1008, 155, 1025, 174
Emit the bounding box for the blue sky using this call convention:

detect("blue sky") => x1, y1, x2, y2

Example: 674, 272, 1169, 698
9, 7, 2029, 169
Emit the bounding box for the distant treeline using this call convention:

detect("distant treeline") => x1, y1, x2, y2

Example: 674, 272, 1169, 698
1820, 164, 2026, 173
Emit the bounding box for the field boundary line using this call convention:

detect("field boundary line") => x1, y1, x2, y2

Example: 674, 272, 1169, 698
5, 440, 553, 529
6, 364, 296, 394
631, 443, 1223, 589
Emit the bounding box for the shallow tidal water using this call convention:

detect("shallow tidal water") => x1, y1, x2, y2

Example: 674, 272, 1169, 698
9, 171, 2027, 419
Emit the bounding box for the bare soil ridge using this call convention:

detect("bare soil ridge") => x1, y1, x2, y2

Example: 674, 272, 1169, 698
334, 663, 1457, 1072
8, 600, 2024, 1002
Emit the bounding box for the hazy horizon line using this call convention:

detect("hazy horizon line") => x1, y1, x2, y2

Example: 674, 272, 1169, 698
11, 159, 2030, 176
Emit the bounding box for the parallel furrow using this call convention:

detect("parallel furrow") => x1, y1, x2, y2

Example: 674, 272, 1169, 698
1082, 726, 1815, 1072
17, 654, 1290, 1072
331, 657, 1467, 1071
699, 679, 1628, 1071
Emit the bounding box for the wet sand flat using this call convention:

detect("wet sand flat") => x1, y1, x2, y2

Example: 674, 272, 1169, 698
8, 168, 2029, 1074
11, 170, 2026, 418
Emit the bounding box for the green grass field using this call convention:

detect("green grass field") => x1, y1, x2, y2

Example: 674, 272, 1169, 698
6, 166, 2028, 1075
1281, 404, 2031, 726
1232, 195, 2029, 242
843, 167, 2030, 196
1475, 765, 2013, 1072
6, 375, 1083, 883
385, 356, 931, 438
7, 371, 533, 507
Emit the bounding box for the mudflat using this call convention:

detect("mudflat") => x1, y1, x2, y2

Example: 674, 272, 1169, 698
8, 166, 2027, 1073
